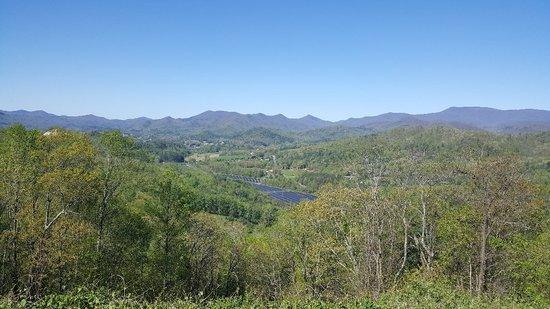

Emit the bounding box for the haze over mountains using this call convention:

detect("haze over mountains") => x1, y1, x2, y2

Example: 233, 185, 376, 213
1, 107, 549, 137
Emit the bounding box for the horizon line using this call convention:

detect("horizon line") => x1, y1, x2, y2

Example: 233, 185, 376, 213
2, 105, 549, 123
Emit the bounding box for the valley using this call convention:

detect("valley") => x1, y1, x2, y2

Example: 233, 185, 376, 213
1, 116, 549, 308
3, 1, 549, 306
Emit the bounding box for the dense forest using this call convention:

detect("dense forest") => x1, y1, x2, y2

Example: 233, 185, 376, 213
0, 124, 548, 308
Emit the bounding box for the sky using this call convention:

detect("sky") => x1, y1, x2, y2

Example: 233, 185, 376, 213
0, 1, 549, 121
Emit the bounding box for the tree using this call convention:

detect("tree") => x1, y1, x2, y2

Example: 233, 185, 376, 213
275, 185, 406, 300
26, 129, 98, 297
145, 172, 190, 295
465, 157, 537, 294
0, 125, 41, 294
185, 213, 245, 298
94, 131, 135, 256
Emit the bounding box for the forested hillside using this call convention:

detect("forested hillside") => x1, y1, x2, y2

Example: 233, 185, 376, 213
0, 125, 548, 308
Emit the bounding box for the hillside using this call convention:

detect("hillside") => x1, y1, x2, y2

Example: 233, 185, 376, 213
2, 125, 547, 307
337, 107, 550, 132
1, 107, 549, 137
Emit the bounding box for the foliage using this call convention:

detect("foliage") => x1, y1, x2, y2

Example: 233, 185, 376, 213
377, 271, 539, 309
0, 125, 548, 306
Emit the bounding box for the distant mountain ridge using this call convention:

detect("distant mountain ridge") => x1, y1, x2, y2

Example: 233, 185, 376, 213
1, 107, 549, 136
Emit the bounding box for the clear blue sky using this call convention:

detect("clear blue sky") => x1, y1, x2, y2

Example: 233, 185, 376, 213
1, 1, 549, 121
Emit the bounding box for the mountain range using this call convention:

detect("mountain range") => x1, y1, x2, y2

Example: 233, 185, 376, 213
1, 107, 549, 137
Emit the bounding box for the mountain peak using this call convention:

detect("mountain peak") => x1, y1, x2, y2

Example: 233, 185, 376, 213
300, 114, 319, 120
442, 106, 497, 113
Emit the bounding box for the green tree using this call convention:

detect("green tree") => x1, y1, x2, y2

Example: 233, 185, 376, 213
145, 172, 190, 295
95, 131, 135, 251
0, 125, 41, 294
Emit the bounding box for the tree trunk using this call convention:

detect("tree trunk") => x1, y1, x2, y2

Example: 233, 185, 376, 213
469, 257, 473, 293
477, 213, 489, 294
96, 190, 109, 253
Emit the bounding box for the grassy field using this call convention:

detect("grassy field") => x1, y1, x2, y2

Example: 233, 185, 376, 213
186, 152, 220, 162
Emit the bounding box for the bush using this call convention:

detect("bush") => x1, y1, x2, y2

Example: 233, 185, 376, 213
377, 271, 541, 309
